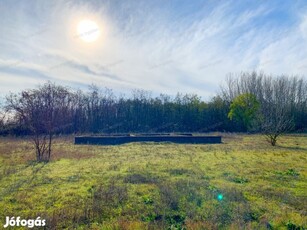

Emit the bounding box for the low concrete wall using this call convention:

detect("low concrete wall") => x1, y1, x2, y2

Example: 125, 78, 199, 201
75, 135, 222, 145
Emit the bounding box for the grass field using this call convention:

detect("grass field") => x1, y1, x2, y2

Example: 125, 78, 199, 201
0, 134, 306, 229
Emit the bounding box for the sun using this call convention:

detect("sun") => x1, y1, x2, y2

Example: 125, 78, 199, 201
77, 19, 100, 43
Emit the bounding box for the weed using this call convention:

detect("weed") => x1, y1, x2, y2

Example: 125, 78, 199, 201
285, 169, 300, 176
124, 172, 158, 184
233, 176, 249, 184
142, 195, 154, 205
91, 179, 128, 221
168, 168, 194, 176
67, 174, 80, 182
286, 220, 304, 230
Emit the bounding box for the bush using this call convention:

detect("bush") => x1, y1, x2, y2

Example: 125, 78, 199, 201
92, 179, 128, 220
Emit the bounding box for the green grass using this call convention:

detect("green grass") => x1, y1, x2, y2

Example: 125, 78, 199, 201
0, 134, 306, 229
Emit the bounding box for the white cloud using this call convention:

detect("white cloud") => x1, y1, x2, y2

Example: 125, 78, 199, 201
0, 1, 306, 100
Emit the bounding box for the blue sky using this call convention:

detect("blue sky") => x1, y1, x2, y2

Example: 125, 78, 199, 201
0, 0, 307, 99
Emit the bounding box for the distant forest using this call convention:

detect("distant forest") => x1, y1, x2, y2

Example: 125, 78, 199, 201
1, 72, 307, 135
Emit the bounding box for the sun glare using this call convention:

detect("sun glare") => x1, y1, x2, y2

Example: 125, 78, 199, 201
77, 19, 100, 43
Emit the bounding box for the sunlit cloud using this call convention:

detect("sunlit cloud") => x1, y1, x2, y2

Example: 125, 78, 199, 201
0, 0, 306, 99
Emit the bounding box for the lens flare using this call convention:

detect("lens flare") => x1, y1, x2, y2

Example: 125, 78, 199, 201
217, 194, 223, 201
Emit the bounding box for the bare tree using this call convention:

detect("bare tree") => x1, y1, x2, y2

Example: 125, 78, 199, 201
5, 82, 74, 162
261, 110, 294, 146
260, 76, 295, 145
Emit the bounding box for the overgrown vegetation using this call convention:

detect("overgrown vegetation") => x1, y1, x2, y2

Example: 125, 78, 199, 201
0, 134, 306, 229
1, 72, 305, 158
0, 72, 306, 228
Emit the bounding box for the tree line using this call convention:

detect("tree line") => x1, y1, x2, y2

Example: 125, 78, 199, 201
1, 85, 230, 135
0, 71, 306, 160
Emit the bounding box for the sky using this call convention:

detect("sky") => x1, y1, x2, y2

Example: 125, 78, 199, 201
0, 0, 307, 99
